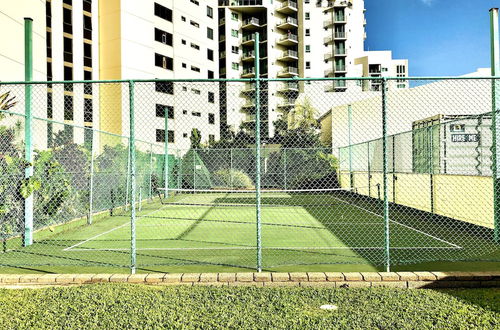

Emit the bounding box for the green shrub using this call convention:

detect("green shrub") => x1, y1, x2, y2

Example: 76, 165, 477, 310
213, 169, 254, 189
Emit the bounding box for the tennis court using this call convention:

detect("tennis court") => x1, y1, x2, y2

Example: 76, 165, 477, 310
3, 185, 495, 272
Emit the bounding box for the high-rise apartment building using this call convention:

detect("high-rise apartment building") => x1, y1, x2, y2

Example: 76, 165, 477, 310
0, 0, 408, 147
217, 0, 408, 139
99, 0, 220, 150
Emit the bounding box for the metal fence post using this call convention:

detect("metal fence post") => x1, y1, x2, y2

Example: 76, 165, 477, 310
164, 109, 169, 198
348, 105, 353, 188
429, 125, 435, 214
125, 145, 131, 211
283, 148, 287, 190
23, 17, 34, 247
129, 81, 137, 274
88, 127, 95, 224
254, 32, 262, 272
148, 143, 153, 200
382, 78, 391, 271
367, 141, 371, 197
490, 8, 500, 242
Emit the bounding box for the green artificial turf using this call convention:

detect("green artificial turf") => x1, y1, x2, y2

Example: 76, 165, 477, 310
0, 285, 498, 329
0, 191, 498, 273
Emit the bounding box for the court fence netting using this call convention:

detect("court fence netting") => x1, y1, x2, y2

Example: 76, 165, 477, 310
0, 76, 499, 273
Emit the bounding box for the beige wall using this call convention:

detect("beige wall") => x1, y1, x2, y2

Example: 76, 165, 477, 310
339, 171, 494, 229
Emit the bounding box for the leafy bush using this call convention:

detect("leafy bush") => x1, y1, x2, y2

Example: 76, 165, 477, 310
213, 169, 254, 189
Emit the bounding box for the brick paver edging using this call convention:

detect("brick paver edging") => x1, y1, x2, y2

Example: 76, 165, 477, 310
0, 272, 499, 288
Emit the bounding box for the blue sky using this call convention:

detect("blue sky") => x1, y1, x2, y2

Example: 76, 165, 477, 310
364, 0, 499, 76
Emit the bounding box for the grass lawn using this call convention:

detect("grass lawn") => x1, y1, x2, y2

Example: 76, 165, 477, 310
1, 191, 498, 273
0, 285, 498, 329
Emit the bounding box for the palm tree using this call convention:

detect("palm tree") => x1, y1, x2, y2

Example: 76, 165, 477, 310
286, 96, 319, 131
0, 91, 17, 113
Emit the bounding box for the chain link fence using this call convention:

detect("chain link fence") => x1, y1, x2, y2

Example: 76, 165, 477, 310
0, 77, 499, 272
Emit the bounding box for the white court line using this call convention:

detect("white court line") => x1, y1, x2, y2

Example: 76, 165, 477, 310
67, 246, 462, 252
329, 195, 462, 249
63, 200, 183, 251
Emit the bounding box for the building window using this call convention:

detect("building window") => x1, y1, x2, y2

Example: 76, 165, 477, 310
231, 13, 238, 21
208, 113, 215, 124
306, 61, 311, 69
83, 0, 92, 12
156, 104, 174, 119
208, 70, 214, 79
192, 111, 201, 117
231, 46, 239, 54
64, 95, 73, 121
64, 66, 73, 80
154, 28, 173, 46
190, 20, 199, 28
63, 7, 72, 34
182, 39, 186, 45
182, 63, 187, 68
305, 45, 310, 53
83, 43, 92, 67
84, 98, 93, 123
181, 16, 186, 22
397, 65, 406, 74
191, 66, 201, 72
190, 0, 199, 5
63, 37, 73, 62
209, 134, 215, 144
156, 129, 174, 143
305, 12, 310, 20
208, 92, 215, 103
190, 43, 200, 50
155, 81, 174, 94
231, 29, 238, 37
207, 49, 214, 61
155, 53, 173, 70
231, 62, 239, 70
154, 3, 172, 22
207, 27, 214, 40
192, 89, 201, 94
183, 133, 188, 138
305, 28, 310, 36
83, 15, 92, 40
207, 6, 213, 18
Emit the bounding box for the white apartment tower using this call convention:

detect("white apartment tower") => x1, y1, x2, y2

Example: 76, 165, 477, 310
99, 0, 220, 150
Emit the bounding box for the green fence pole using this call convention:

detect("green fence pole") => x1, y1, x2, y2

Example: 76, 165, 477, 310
254, 32, 262, 272
348, 105, 353, 188
381, 78, 391, 271
88, 127, 95, 224
23, 17, 33, 247
149, 143, 153, 200
164, 110, 169, 198
125, 145, 131, 211
367, 141, 371, 197
429, 125, 435, 214
491, 8, 500, 243
230, 149, 233, 188
129, 81, 137, 274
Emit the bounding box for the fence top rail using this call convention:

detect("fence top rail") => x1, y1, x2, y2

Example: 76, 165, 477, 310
2, 76, 500, 86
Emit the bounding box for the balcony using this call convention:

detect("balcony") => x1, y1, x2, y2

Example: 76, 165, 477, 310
220, 35, 226, 42
334, 47, 347, 56
242, 101, 255, 110
241, 67, 255, 77
276, 17, 298, 30
334, 31, 347, 39
242, 50, 255, 62
325, 80, 347, 92
277, 98, 296, 109
244, 114, 257, 123
278, 82, 299, 93
220, 50, 226, 58
242, 83, 256, 94
219, 17, 225, 25
324, 53, 334, 60
335, 64, 346, 72
277, 33, 298, 46
276, 1, 298, 14
323, 15, 346, 28
277, 67, 298, 78
324, 0, 351, 10
242, 33, 256, 45
277, 49, 298, 62
219, 0, 263, 6
242, 17, 260, 29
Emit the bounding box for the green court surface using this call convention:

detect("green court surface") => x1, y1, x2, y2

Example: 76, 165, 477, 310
0, 190, 499, 273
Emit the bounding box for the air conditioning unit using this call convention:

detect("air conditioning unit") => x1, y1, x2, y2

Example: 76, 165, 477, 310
162, 57, 167, 69
162, 33, 167, 44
